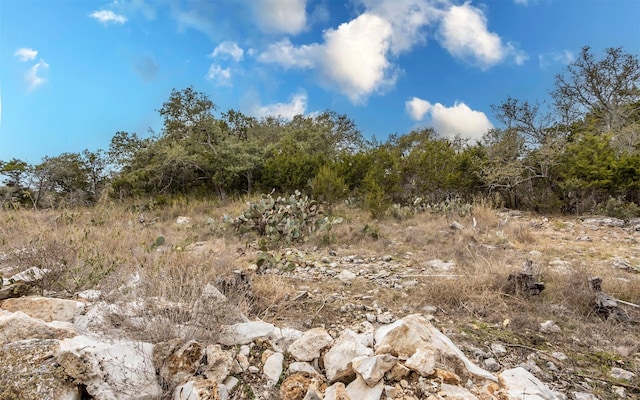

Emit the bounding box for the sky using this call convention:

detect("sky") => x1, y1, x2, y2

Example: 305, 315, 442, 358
1, 0, 639, 164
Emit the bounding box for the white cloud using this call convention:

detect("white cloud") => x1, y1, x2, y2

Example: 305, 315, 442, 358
251, 0, 307, 35
538, 50, 574, 70
25, 60, 50, 90
438, 2, 523, 69
211, 42, 244, 62
359, 0, 443, 55
514, 0, 528, 5
205, 64, 232, 86
253, 92, 307, 120
406, 97, 493, 141
90, 10, 128, 24
406, 97, 432, 121
259, 13, 395, 103
14, 48, 38, 62
257, 39, 317, 69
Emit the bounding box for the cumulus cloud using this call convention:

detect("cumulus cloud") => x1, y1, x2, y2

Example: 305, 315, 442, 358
406, 97, 493, 141
206, 64, 232, 86
438, 2, 524, 69
258, 0, 521, 103
90, 10, 128, 24
14, 48, 38, 62
259, 13, 395, 103
211, 42, 244, 62
253, 92, 307, 120
251, 0, 307, 35
25, 60, 50, 90
406, 97, 432, 121
538, 50, 574, 70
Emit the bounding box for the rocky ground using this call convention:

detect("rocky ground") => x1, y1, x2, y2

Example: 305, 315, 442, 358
0, 207, 638, 399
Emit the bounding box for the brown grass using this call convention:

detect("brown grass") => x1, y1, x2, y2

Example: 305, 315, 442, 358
0, 198, 638, 397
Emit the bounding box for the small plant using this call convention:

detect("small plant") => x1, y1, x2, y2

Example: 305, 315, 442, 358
228, 191, 339, 247
599, 197, 640, 220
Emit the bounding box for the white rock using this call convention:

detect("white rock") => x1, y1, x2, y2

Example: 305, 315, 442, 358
10, 267, 50, 282
499, 367, 561, 400
0, 310, 77, 345
324, 382, 348, 400
289, 361, 322, 377
203, 344, 240, 383
263, 352, 284, 387
223, 376, 239, 391
174, 378, 228, 400
217, 320, 278, 345
540, 320, 561, 333
491, 343, 507, 356
176, 216, 192, 224
374, 314, 497, 382
1, 296, 85, 323
324, 329, 373, 382
346, 375, 384, 399
288, 327, 333, 362
572, 393, 599, 400
426, 259, 456, 270
337, 270, 357, 283
439, 383, 479, 399
405, 348, 436, 376
352, 354, 397, 386
56, 335, 162, 399
610, 367, 636, 381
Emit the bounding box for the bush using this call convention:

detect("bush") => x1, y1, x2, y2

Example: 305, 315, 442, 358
599, 197, 640, 220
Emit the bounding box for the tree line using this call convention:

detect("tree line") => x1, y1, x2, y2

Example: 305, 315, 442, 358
2, 46, 639, 217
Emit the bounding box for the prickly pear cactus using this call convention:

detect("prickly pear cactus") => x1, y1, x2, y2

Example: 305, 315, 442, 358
228, 191, 340, 247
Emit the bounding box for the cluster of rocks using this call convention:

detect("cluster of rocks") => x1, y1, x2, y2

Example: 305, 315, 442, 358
0, 288, 582, 400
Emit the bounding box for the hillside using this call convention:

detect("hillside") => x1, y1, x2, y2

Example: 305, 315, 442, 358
0, 200, 638, 399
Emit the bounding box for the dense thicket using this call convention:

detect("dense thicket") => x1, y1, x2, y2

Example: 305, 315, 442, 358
2, 46, 638, 217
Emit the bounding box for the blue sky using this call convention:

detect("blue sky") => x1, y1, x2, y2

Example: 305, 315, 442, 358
1, 0, 639, 164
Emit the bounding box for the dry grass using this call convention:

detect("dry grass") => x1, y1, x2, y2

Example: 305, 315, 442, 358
0, 198, 639, 396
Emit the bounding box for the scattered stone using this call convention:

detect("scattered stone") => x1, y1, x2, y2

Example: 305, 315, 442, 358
582, 217, 624, 228
203, 344, 240, 383
352, 354, 397, 386
376, 311, 395, 324
0, 339, 80, 400
552, 352, 568, 361
498, 367, 560, 400
426, 259, 456, 271
155, 339, 204, 387
439, 383, 479, 400
1, 296, 85, 323
450, 221, 464, 230
288, 327, 334, 362
217, 320, 278, 345
609, 367, 636, 381
572, 392, 599, 400
176, 216, 192, 224
0, 310, 77, 345
289, 362, 322, 377
505, 260, 545, 296
56, 335, 162, 399
324, 329, 373, 382
491, 343, 507, 357
10, 267, 50, 283
263, 352, 284, 387
374, 314, 497, 382
174, 378, 226, 400
346, 375, 384, 399
405, 348, 436, 376
484, 357, 501, 372
337, 270, 357, 283
324, 382, 350, 400
540, 320, 561, 334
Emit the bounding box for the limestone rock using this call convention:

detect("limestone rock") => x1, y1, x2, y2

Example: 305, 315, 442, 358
1, 296, 85, 323
174, 377, 227, 400
404, 348, 436, 376
374, 314, 497, 382
55, 334, 162, 399
176, 216, 192, 224
10, 266, 50, 282
217, 320, 277, 345
324, 382, 351, 400
289, 361, 323, 377
345, 375, 384, 400
288, 327, 334, 362
280, 373, 326, 400
263, 352, 284, 387
439, 383, 479, 400
352, 354, 397, 386
0, 339, 80, 400
609, 367, 636, 381
324, 329, 373, 382
337, 270, 357, 283
498, 367, 561, 400
0, 310, 77, 345
203, 344, 240, 383
156, 340, 204, 387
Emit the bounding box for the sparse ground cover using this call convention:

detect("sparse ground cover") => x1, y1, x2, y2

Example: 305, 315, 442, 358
0, 198, 638, 398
